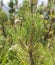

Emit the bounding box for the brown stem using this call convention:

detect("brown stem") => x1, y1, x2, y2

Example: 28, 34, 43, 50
2, 23, 7, 38
29, 50, 34, 65
28, 1, 35, 65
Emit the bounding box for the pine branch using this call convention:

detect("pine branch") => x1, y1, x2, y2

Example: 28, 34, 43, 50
19, 38, 28, 52
44, 22, 53, 40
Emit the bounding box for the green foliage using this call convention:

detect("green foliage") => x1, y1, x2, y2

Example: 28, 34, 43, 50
0, 0, 55, 65
9, 14, 15, 25
0, 10, 8, 24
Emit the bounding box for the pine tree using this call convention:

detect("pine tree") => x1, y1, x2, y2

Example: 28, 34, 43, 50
8, 0, 15, 13
1, 0, 3, 6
